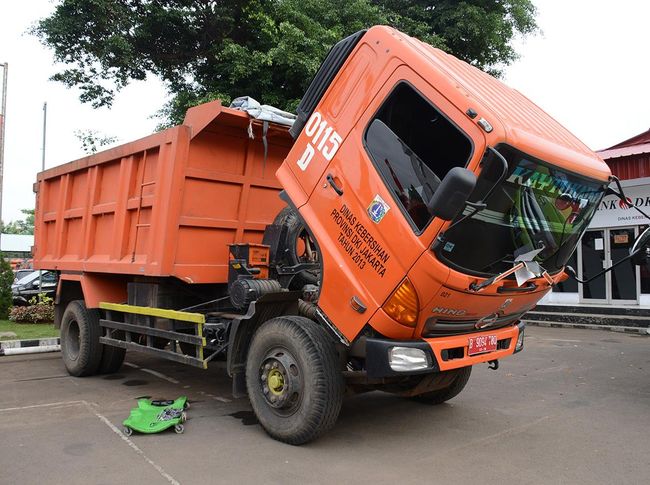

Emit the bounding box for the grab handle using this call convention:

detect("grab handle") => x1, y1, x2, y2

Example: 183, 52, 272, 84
326, 173, 344, 196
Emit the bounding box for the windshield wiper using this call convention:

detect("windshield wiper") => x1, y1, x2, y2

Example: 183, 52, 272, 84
519, 187, 559, 254
469, 245, 555, 292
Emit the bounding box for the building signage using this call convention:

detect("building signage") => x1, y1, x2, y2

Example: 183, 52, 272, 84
589, 178, 650, 229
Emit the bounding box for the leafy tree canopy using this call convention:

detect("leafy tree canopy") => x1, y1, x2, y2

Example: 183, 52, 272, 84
2, 209, 35, 235
33, 0, 537, 125
74, 129, 118, 154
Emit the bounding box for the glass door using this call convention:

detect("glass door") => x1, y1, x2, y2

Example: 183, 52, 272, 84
609, 227, 639, 304
580, 230, 607, 303
578, 227, 640, 304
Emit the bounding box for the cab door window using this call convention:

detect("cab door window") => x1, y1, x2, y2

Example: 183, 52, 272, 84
364, 82, 472, 232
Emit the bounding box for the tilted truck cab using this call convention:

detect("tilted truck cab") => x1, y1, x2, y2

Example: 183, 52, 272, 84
277, 25, 610, 370
34, 26, 611, 444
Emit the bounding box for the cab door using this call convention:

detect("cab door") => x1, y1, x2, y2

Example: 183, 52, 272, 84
298, 66, 480, 341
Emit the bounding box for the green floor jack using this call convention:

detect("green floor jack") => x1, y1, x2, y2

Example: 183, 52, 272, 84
122, 396, 189, 436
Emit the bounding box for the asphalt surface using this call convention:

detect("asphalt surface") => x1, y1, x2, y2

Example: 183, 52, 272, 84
1, 326, 648, 485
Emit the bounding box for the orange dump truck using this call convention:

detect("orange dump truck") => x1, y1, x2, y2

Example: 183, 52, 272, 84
35, 26, 613, 444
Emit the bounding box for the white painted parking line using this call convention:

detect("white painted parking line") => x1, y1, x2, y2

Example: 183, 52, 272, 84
83, 401, 181, 485
125, 361, 235, 402
0, 400, 85, 413
1, 399, 181, 484
204, 392, 231, 403
140, 368, 180, 384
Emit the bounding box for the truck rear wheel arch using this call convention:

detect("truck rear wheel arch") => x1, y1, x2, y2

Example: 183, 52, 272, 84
56, 279, 126, 374
54, 280, 84, 329
60, 300, 103, 377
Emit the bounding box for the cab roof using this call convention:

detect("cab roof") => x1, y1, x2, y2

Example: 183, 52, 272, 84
377, 27, 611, 182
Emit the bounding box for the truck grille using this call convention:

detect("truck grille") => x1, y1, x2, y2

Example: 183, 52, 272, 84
423, 312, 524, 337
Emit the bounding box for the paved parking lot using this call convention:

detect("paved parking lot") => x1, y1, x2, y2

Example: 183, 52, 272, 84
1, 326, 649, 484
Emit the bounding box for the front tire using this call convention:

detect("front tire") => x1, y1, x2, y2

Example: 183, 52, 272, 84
412, 366, 472, 404
60, 300, 102, 377
246, 316, 344, 445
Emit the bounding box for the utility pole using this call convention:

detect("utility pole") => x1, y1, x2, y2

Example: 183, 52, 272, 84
0, 63, 7, 252
42, 102, 47, 172
39, 101, 46, 293
38, 101, 47, 293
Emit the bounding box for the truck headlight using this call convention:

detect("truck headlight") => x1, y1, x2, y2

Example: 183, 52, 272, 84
388, 347, 430, 372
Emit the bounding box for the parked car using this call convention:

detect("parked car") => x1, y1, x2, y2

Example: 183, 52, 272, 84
12, 270, 57, 305
13, 269, 34, 283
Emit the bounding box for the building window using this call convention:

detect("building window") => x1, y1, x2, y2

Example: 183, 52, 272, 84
364, 82, 473, 232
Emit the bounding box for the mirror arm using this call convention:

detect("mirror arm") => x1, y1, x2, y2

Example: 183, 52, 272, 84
480, 146, 509, 202
608, 175, 650, 221
436, 145, 508, 242
434, 146, 507, 246
436, 202, 486, 246
566, 250, 640, 284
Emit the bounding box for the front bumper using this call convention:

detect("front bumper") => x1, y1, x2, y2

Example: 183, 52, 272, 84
365, 321, 524, 378
12, 293, 29, 304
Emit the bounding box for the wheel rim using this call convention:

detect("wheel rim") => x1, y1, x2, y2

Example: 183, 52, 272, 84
65, 319, 81, 361
259, 347, 302, 416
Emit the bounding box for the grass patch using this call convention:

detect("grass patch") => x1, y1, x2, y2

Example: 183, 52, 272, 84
0, 320, 59, 341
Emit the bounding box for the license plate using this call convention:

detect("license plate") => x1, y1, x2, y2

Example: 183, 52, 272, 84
468, 335, 498, 356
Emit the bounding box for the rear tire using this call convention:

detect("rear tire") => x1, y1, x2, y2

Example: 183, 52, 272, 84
99, 343, 126, 374
246, 316, 343, 445
60, 300, 102, 377
412, 366, 472, 404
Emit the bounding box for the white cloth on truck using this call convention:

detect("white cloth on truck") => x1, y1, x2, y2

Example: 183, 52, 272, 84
229, 96, 296, 176
230, 96, 296, 127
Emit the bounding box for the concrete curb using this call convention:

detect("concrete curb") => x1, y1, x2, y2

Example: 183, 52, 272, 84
523, 320, 650, 335
0, 337, 61, 356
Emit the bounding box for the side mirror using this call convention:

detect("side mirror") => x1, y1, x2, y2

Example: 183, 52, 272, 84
630, 226, 650, 265
32, 280, 40, 288
427, 167, 477, 221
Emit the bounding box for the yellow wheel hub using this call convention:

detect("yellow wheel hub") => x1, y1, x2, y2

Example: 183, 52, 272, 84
268, 369, 285, 395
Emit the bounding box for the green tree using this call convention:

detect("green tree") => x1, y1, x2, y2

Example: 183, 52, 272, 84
375, 1, 538, 75
0, 255, 14, 319
33, 0, 537, 125
2, 209, 35, 235
74, 129, 118, 154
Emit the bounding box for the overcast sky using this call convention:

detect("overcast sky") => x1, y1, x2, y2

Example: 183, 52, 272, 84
0, 0, 648, 223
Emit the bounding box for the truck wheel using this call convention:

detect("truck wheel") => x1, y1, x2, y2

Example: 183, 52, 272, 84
246, 316, 343, 445
99, 342, 126, 374
60, 300, 102, 377
412, 366, 472, 405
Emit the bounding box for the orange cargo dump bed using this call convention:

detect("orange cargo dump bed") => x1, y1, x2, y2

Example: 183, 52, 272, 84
34, 101, 293, 284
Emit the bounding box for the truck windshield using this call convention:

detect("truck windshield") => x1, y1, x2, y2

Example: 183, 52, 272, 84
436, 144, 608, 276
